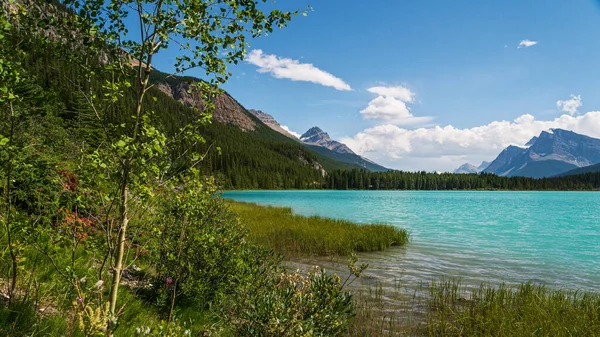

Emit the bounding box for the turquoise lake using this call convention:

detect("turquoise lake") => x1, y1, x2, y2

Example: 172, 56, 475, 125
223, 190, 600, 291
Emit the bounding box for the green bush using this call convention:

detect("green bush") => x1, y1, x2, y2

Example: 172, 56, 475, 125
144, 180, 358, 336
146, 177, 252, 308
223, 266, 354, 336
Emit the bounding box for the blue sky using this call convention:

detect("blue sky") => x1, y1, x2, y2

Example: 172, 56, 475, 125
156, 0, 600, 171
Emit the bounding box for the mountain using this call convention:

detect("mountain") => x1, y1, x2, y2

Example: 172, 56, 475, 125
21, 38, 373, 190
247, 109, 299, 139
153, 75, 391, 176
525, 136, 538, 146
235, 109, 391, 173
148, 72, 378, 181
151, 72, 258, 132
454, 163, 479, 174
302, 144, 389, 172
484, 129, 600, 178
300, 127, 355, 154
556, 163, 600, 177
454, 161, 491, 174
299, 127, 389, 172
483, 145, 528, 176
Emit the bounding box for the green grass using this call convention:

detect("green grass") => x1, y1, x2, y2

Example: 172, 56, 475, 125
226, 200, 409, 257
345, 278, 600, 336
425, 280, 600, 336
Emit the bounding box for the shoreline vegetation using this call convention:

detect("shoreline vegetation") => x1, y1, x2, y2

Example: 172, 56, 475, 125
225, 200, 409, 257
347, 278, 600, 336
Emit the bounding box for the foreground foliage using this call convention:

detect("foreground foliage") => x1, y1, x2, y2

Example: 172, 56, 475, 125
0, 1, 359, 336
227, 201, 409, 257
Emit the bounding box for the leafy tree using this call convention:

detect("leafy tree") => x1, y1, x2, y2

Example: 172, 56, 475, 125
40, 0, 308, 334
0, 0, 44, 305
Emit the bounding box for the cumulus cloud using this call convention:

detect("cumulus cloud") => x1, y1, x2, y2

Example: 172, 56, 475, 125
245, 49, 352, 91
556, 94, 582, 115
281, 125, 301, 138
517, 39, 538, 48
360, 85, 433, 125
367, 86, 415, 102
341, 111, 600, 172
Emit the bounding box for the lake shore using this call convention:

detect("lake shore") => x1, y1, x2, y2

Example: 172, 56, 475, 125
227, 194, 600, 336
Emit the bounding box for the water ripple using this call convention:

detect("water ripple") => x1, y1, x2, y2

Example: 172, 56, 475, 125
225, 190, 600, 291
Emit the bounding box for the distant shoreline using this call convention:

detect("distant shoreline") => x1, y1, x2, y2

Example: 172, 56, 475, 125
222, 188, 600, 192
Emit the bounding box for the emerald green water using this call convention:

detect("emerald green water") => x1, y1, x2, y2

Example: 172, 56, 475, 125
223, 190, 600, 290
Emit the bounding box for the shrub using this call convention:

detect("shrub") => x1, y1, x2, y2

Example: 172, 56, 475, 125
223, 266, 354, 336
147, 177, 252, 308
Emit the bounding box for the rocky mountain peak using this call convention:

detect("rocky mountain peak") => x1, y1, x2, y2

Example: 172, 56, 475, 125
454, 163, 479, 174
300, 127, 355, 155
484, 129, 600, 178
453, 161, 491, 174
300, 127, 330, 142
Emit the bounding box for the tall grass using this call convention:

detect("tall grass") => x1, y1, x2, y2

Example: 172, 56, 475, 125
425, 280, 600, 336
346, 278, 600, 336
348, 280, 423, 337
226, 200, 409, 257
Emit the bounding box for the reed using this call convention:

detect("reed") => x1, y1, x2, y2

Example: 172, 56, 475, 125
226, 200, 409, 257
425, 280, 600, 336
348, 278, 600, 336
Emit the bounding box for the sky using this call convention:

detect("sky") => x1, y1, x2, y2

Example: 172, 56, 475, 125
155, 0, 600, 172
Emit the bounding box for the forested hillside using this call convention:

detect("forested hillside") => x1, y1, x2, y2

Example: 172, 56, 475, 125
18, 34, 368, 189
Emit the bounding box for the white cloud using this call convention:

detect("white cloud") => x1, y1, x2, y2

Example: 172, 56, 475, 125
556, 94, 582, 115
367, 86, 415, 102
245, 49, 352, 91
281, 125, 301, 138
341, 111, 600, 172
360, 85, 433, 126
517, 39, 538, 48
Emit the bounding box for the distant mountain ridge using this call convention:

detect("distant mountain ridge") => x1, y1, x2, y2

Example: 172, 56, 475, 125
454, 161, 490, 174
244, 109, 390, 172
483, 129, 600, 178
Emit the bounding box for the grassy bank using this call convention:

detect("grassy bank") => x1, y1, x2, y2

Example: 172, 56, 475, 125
226, 200, 409, 257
